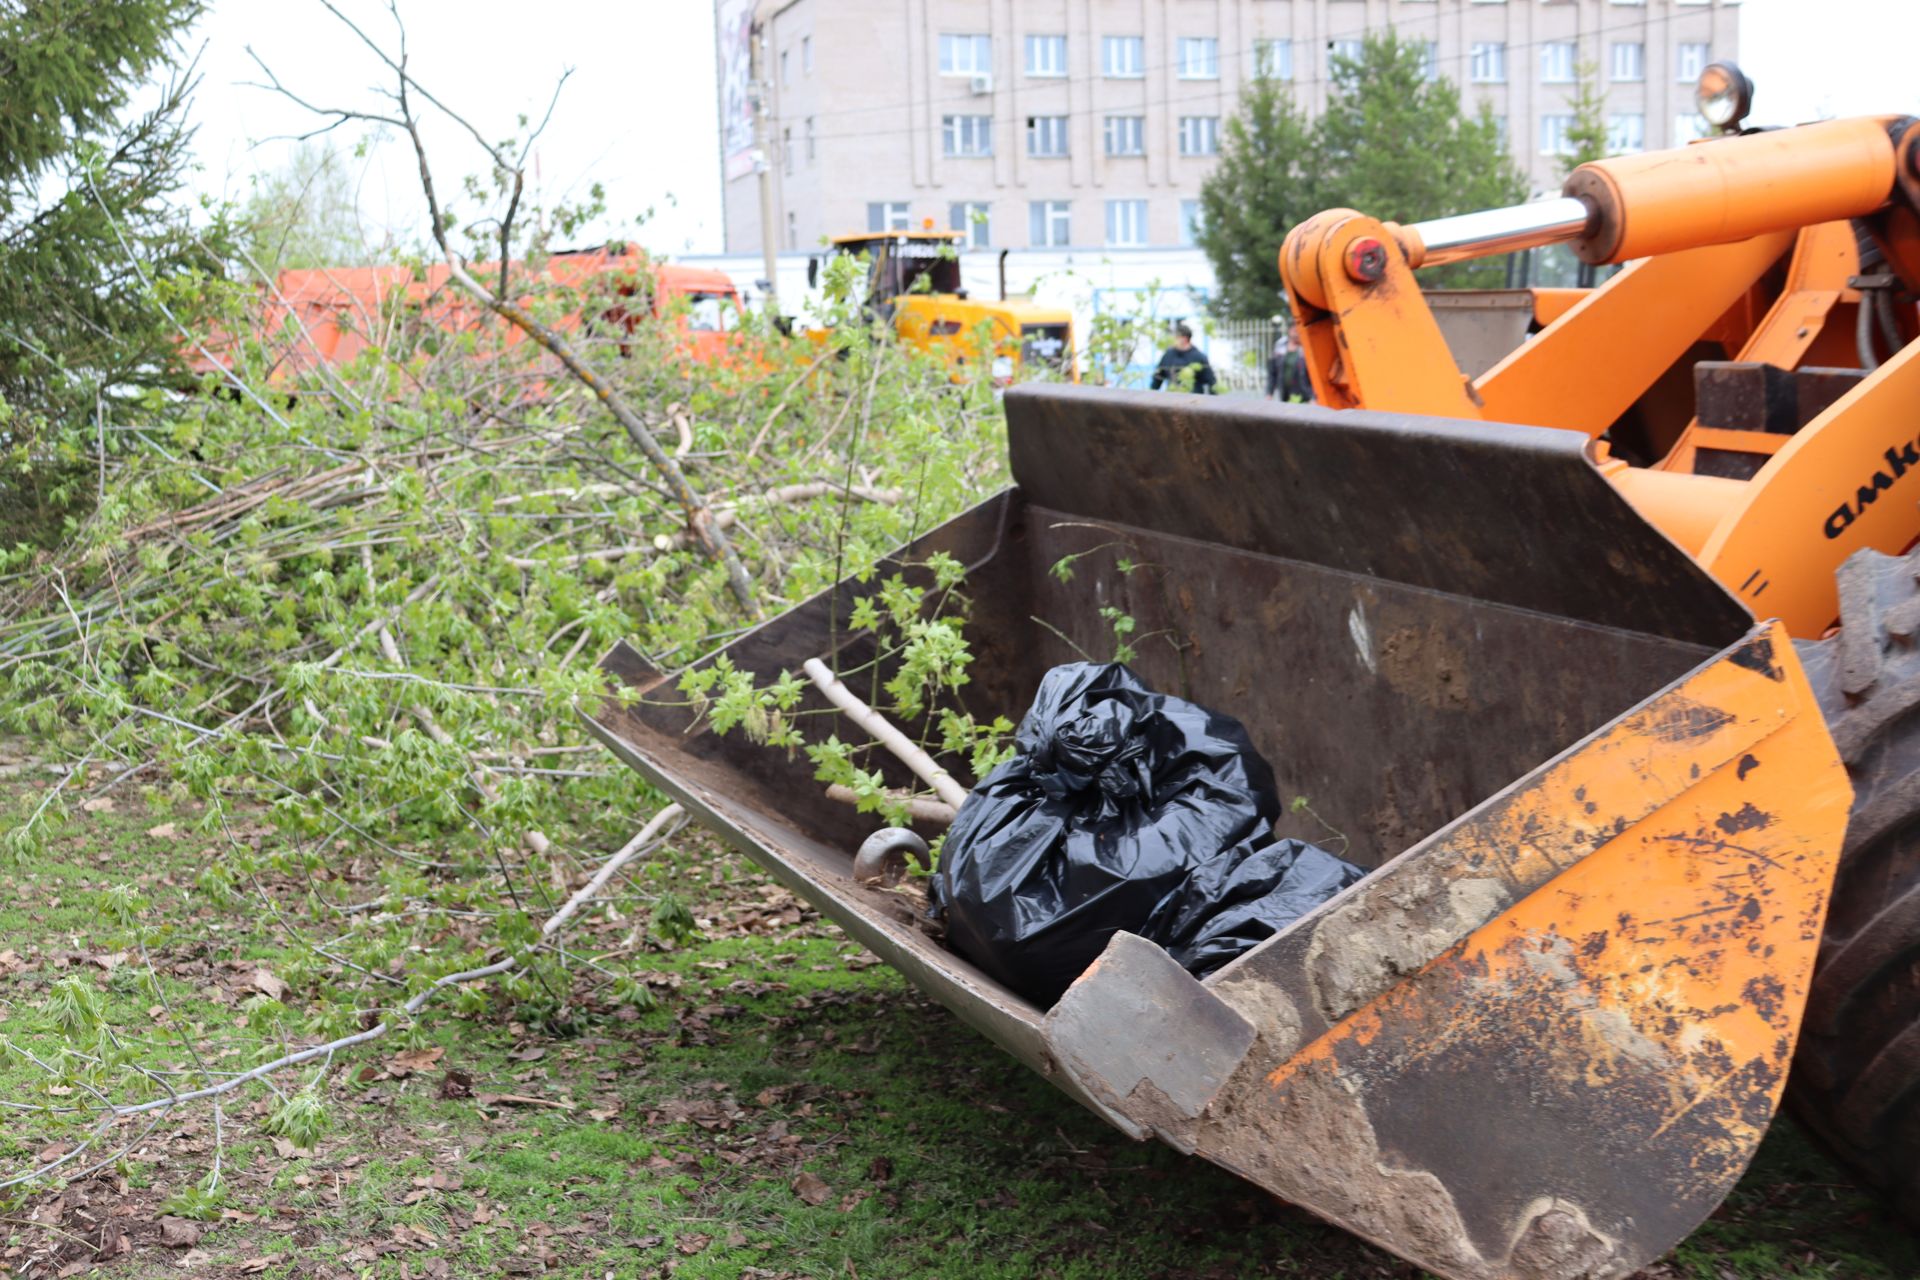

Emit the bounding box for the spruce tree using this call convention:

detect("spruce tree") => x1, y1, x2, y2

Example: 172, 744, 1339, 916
1561, 60, 1611, 177
1196, 31, 1530, 318
0, 0, 224, 535
1193, 71, 1318, 324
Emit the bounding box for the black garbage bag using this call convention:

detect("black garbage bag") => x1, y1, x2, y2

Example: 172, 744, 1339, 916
931, 662, 1366, 1006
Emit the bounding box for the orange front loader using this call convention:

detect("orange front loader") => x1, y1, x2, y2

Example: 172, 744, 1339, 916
585, 68, 1898, 1280
1277, 73, 1920, 1225
589, 394, 1852, 1279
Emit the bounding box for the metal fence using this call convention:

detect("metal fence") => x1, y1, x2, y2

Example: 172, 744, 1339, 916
1204, 318, 1281, 395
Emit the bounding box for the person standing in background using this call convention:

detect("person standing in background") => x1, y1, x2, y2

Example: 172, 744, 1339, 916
1151, 322, 1217, 394
1269, 329, 1313, 403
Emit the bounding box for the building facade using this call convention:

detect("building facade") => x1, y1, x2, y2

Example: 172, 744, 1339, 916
717, 0, 1741, 254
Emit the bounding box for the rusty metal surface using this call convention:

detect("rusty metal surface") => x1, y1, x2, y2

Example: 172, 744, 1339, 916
1003, 384, 1755, 647
1203, 628, 1805, 1056
1693, 360, 1866, 435
1038, 623, 1848, 1280
1190, 625, 1846, 1279
1426, 288, 1537, 378
588, 389, 1850, 1280
1014, 511, 1723, 868
1043, 932, 1256, 1145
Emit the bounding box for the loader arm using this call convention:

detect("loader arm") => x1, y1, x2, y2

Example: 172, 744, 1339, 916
1280, 114, 1920, 637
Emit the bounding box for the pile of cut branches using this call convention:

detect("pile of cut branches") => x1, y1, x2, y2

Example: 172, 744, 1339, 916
0, 103, 1013, 1216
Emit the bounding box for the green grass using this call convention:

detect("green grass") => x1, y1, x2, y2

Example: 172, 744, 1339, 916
1, 772, 1916, 1280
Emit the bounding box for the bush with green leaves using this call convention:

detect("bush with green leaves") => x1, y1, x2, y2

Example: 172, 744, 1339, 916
0, 212, 1017, 1189
678, 549, 1016, 840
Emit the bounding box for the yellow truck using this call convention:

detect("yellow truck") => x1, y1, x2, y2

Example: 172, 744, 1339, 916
809, 230, 1075, 382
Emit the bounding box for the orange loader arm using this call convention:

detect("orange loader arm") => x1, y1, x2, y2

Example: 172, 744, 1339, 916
1280, 113, 1920, 637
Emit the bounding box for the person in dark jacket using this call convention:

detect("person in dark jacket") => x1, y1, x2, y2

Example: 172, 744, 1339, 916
1268, 330, 1314, 403
1150, 322, 1216, 393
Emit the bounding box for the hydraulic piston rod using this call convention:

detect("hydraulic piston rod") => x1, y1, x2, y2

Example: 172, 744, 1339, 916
1397, 197, 1595, 269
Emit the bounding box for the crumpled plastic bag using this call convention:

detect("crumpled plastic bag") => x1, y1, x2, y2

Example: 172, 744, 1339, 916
931, 662, 1365, 1006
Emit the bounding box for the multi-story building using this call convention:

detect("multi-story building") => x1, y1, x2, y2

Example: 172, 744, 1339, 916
716, 0, 1740, 254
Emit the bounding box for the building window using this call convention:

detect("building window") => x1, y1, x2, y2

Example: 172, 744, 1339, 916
1607, 113, 1646, 153
1470, 42, 1506, 83
782, 126, 792, 174
1178, 37, 1219, 80
1540, 114, 1575, 156
1540, 42, 1576, 84
1030, 200, 1071, 247
1104, 115, 1146, 157
802, 36, 813, 74
1677, 42, 1710, 83
1027, 115, 1069, 158
1610, 42, 1644, 82
868, 202, 910, 232
1102, 35, 1144, 78
780, 49, 790, 86
1105, 199, 1148, 247
1180, 200, 1203, 247
1253, 38, 1293, 80
806, 118, 815, 162
1675, 113, 1714, 144
786, 212, 797, 251
1416, 40, 1438, 80
1328, 39, 1364, 73
943, 114, 993, 157
1178, 116, 1220, 157
1026, 34, 1066, 77
939, 33, 992, 76
950, 202, 991, 249
1491, 115, 1508, 147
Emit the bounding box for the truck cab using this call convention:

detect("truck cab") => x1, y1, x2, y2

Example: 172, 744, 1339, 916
820, 230, 1075, 382
651, 262, 743, 363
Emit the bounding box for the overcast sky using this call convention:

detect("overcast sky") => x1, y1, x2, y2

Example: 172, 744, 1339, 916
176, 0, 1920, 259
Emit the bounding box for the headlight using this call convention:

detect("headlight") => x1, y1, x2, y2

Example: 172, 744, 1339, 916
1696, 61, 1753, 132
991, 355, 1014, 380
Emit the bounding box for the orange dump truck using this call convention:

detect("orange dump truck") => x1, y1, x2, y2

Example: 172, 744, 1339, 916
195, 248, 742, 381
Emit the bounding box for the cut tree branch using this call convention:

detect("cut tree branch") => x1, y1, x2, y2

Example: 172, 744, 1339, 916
802, 658, 969, 810
265, 2, 758, 615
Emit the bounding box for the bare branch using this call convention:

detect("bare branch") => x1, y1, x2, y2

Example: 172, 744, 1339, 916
803, 658, 970, 810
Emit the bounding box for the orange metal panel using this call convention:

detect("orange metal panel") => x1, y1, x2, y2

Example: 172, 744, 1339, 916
1281, 211, 1482, 416
1606, 465, 1747, 555
1658, 222, 1859, 475
1567, 117, 1897, 263
1702, 338, 1920, 634
1475, 234, 1795, 437
1530, 288, 1586, 327
1251, 621, 1850, 1279
1687, 428, 1790, 456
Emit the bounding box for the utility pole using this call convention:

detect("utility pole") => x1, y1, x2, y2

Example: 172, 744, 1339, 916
750, 22, 781, 318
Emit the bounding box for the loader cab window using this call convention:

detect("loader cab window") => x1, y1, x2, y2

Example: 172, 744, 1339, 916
849, 237, 963, 305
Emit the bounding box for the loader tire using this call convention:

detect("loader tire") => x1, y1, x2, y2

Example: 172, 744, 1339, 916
1792, 546, 1920, 1221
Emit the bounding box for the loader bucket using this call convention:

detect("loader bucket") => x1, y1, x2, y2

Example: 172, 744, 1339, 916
585, 386, 1851, 1280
